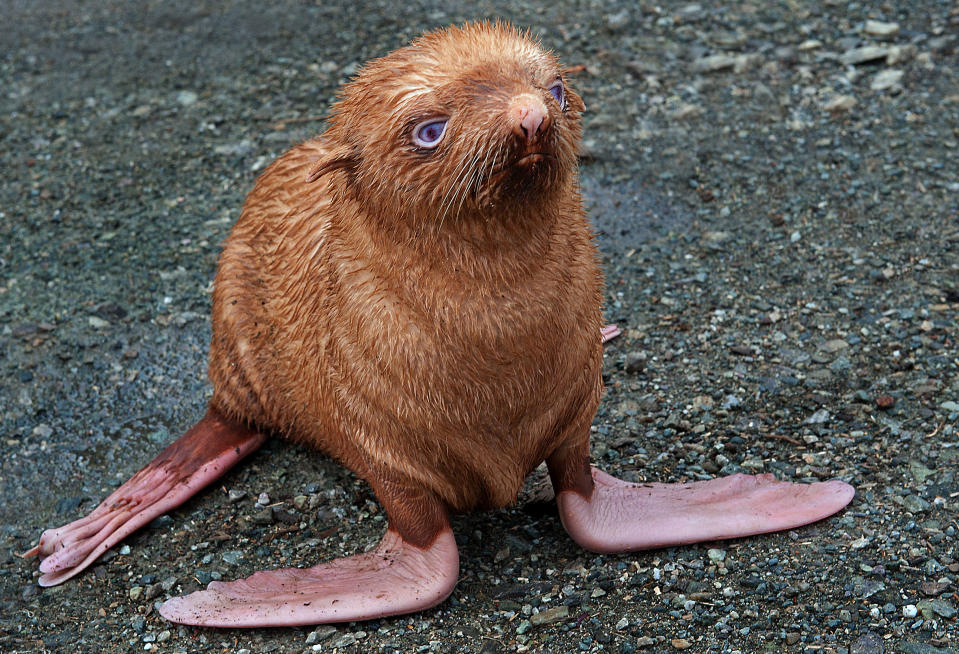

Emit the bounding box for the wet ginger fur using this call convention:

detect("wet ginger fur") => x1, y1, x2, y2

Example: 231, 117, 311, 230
29, 23, 853, 627
210, 22, 602, 536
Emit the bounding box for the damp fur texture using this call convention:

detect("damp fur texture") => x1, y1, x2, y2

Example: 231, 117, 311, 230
208, 22, 604, 516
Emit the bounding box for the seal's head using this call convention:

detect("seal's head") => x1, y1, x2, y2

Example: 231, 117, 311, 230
308, 22, 585, 227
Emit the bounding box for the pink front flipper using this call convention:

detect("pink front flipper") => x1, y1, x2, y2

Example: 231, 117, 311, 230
25, 411, 266, 586
159, 527, 459, 627
558, 467, 855, 553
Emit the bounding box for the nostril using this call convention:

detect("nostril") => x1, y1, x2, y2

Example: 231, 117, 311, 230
520, 109, 544, 141
511, 101, 549, 143
508, 94, 550, 143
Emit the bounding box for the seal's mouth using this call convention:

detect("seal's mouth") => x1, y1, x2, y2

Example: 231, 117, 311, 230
514, 152, 552, 167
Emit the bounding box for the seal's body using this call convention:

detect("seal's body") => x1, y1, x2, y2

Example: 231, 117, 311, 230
211, 138, 600, 516
30, 23, 854, 628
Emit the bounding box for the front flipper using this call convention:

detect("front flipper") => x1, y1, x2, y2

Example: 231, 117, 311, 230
555, 466, 854, 553
25, 409, 266, 586
159, 527, 458, 627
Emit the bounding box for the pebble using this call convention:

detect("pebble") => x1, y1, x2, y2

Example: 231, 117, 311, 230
804, 408, 830, 424
252, 507, 275, 524
824, 95, 857, 112
625, 352, 646, 374
305, 625, 337, 644
903, 604, 918, 618
940, 401, 959, 412
175, 90, 198, 106
88, 316, 110, 329
221, 550, 244, 564
871, 69, 904, 92
530, 605, 569, 625
331, 633, 357, 648
606, 9, 629, 32
692, 54, 737, 73
862, 20, 900, 39
707, 548, 726, 563
228, 489, 247, 503
840, 46, 890, 65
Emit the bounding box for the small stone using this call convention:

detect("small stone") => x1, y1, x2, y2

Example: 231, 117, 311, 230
129, 585, 143, 600
841, 46, 890, 65
213, 140, 254, 157
909, 460, 935, 483
228, 489, 247, 503
825, 95, 857, 112
221, 550, 244, 565
851, 632, 884, 654
625, 352, 646, 374
293, 494, 309, 511
88, 316, 110, 329
252, 508, 275, 524
692, 54, 737, 73
876, 394, 895, 409
636, 636, 655, 648
156, 630, 171, 643
305, 625, 337, 644
32, 423, 53, 438
903, 604, 918, 618
175, 90, 198, 106
530, 605, 569, 625
721, 395, 741, 410
672, 638, 692, 649
606, 9, 629, 31
821, 339, 849, 353
616, 618, 629, 630
863, 20, 900, 39
331, 633, 356, 648
160, 575, 178, 591
257, 492, 270, 505
940, 401, 959, 412
804, 409, 830, 424
871, 69, 904, 92
786, 632, 801, 645
591, 587, 607, 598
707, 548, 726, 563
516, 619, 532, 635
929, 600, 957, 618
902, 495, 930, 513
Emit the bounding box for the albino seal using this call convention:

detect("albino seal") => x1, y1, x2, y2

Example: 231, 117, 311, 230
28, 23, 853, 627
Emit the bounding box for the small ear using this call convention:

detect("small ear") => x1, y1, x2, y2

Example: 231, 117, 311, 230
566, 88, 586, 113
305, 145, 359, 183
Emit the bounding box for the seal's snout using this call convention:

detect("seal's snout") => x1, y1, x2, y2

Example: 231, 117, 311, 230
509, 94, 550, 144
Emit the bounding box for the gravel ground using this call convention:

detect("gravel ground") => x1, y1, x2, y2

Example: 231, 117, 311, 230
2, 1, 958, 653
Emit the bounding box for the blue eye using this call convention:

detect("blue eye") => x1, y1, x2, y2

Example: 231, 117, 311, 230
548, 81, 565, 109
413, 119, 448, 148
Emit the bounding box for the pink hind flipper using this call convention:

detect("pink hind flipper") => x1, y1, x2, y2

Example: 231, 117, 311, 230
27, 409, 266, 586
557, 467, 854, 553
159, 527, 459, 627
601, 324, 621, 343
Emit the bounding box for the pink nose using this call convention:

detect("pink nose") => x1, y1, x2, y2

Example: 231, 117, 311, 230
509, 95, 550, 143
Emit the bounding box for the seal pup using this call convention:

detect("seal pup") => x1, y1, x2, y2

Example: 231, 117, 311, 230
27, 23, 853, 627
